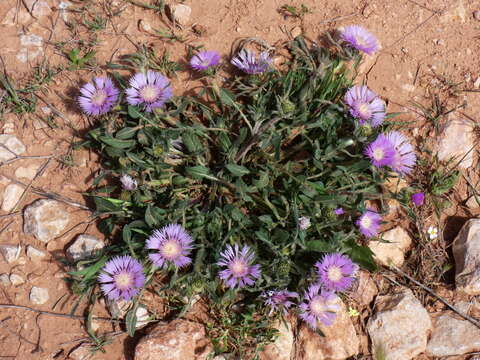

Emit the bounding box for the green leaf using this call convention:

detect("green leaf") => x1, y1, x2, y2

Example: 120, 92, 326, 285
344, 239, 377, 271
218, 88, 236, 107
116, 127, 138, 140
305, 240, 334, 253
99, 136, 135, 149
254, 172, 269, 189
185, 166, 219, 181
128, 105, 142, 119
125, 306, 138, 337
93, 196, 125, 213
145, 205, 158, 227
182, 132, 203, 153
225, 164, 250, 177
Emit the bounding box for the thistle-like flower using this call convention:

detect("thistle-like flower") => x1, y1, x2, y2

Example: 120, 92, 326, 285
231, 49, 272, 74
98, 255, 145, 301
411, 192, 425, 206
120, 174, 138, 191
125, 70, 173, 112
190, 50, 221, 71
217, 243, 261, 288
298, 216, 311, 230
384, 131, 417, 175
78, 77, 119, 116
299, 284, 340, 329
365, 134, 395, 167
262, 289, 298, 316
146, 224, 194, 269
340, 25, 379, 55
344, 85, 385, 127
356, 210, 382, 237
315, 253, 358, 292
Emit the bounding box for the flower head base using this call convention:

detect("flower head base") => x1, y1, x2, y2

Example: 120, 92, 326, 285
262, 289, 298, 316
427, 226, 438, 240
78, 77, 119, 116
231, 49, 272, 74
315, 253, 358, 292
356, 210, 382, 237
126, 71, 173, 112
365, 134, 395, 167
120, 174, 138, 191
298, 216, 311, 230
411, 192, 425, 207
345, 85, 385, 127
98, 255, 145, 301
340, 25, 379, 55
299, 284, 340, 329
384, 131, 416, 175
190, 50, 221, 71
217, 243, 261, 288
146, 224, 194, 269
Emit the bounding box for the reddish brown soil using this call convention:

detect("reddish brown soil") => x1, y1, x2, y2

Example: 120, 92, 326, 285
0, 0, 479, 359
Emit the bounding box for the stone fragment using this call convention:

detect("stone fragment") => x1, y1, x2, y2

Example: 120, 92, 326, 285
0, 135, 26, 162
9, 273, 25, 286
0, 245, 21, 263
168, 4, 192, 26
0, 274, 10, 286
466, 196, 480, 209
368, 227, 412, 266
427, 312, 480, 356
453, 219, 480, 295
106, 298, 131, 319
24, 199, 70, 243
367, 288, 431, 360
475, 10, 480, 21
440, 2, 467, 23
2, 184, 24, 212
135, 319, 213, 360
296, 298, 359, 360
437, 118, 475, 169
69, 344, 94, 360
260, 318, 294, 360
351, 270, 378, 305
26, 245, 46, 260
30, 286, 49, 305
135, 306, 151, 329
66, 234, 104, 261
15, 164, 40, 180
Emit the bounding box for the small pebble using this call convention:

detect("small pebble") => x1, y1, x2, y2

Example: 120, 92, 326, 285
9, 273, 25, 286
30, 286, 49, 305
474, 10, 480, 21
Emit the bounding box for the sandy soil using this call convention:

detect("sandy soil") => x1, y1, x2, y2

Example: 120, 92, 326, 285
0, 0, 479, 358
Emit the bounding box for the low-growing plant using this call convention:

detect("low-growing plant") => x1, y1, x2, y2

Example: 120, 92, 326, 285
69, 29, 417, 356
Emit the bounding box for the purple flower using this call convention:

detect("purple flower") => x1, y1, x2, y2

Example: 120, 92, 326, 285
190, 50, 221, 71
78, 77, 119, 116
125, 71, 173, 112
262, 289, 298, 316
356, 210, 381, 237
344, 85, 385, 127
231, 49, 272, 74
384, 131, 416, 175
98, 255, 145, 301
146, 224, 194, 269
365, 134, 395, 167
315, 253, 358, 292
298, 216, 311, 230
334, 208, 345, 215
120, 174, 137, 191
340, 25, 379, 55
411, 192, 425, 206
217, 243, 261, 288
299, 284, 340, 329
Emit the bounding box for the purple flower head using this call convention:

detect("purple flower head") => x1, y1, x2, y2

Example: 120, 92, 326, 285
334, 208, 345, 215
384, 131, 416, 175
190, 50, 221, 71
217, 243, 261, 288
340, 25, 379, 55
146, 224, 194, 269
356, 210, 382, 237
126, 71, 173, 112
344, 85, 385, 127
411, 192, 425, 207
120, 174, 137, 191
315, 253, 358, 292
365, 134, 396, 167
231, 49, 272, 74
262, 289, 298, 316
98, 255, 145, 301
299, 284, 340, 329
298, 216, 311, 230
78, 77, 119, 116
